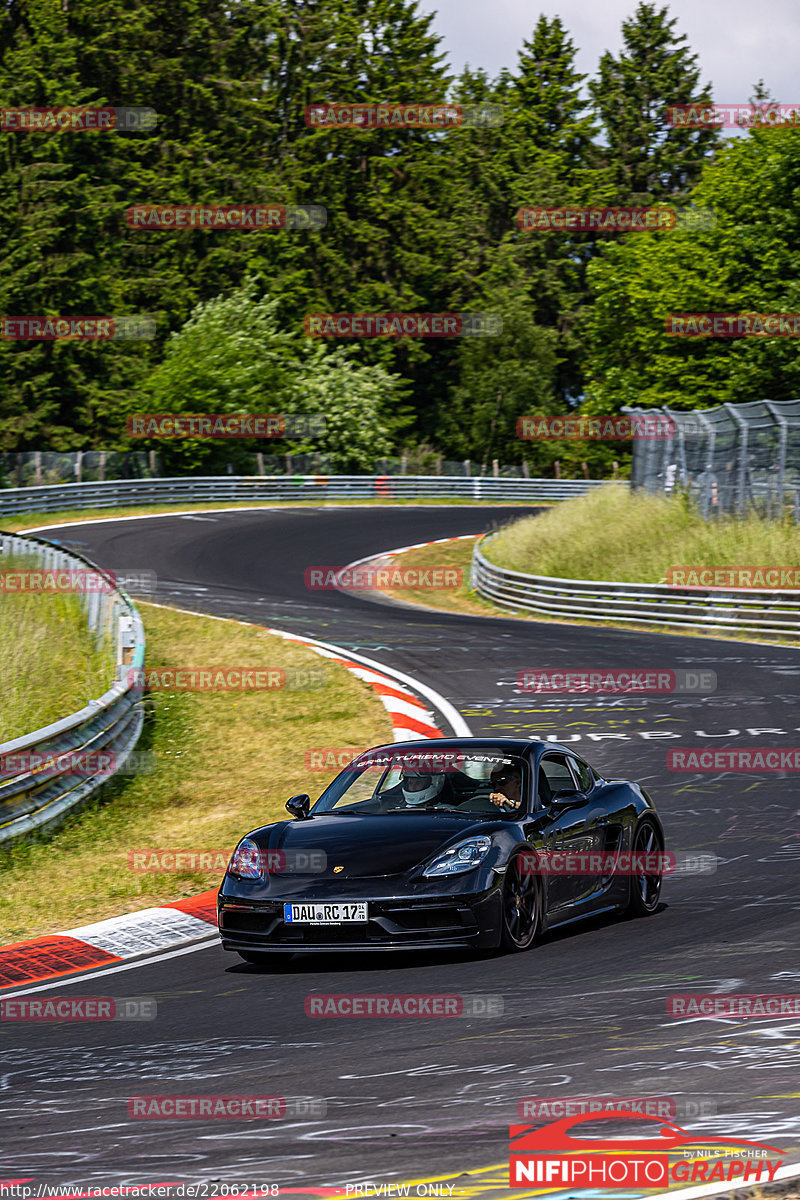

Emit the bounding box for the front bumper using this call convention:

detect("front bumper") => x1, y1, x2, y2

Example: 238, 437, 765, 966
218, 889, 501, 953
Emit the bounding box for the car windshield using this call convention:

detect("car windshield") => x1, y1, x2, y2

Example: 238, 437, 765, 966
313, 748, 527, 816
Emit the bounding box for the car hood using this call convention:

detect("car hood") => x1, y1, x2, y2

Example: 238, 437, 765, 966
251, 812, 491, 879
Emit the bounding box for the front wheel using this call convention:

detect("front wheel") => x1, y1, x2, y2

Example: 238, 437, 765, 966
500, 853, 540, 951
626, 819, 664, 917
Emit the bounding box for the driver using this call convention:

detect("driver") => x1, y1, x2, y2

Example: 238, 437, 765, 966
489, 764, 522, 811
375, 766, 473, 810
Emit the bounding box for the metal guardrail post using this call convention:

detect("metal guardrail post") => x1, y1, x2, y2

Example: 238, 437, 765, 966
724, 403, 749, 516
764, 401, 788, 517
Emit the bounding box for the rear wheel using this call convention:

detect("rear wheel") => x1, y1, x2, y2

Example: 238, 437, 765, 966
500, 854, 540, 951
626, 819, 664, 916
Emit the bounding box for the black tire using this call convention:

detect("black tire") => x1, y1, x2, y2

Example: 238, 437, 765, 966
626, 818, 664, 917
500, 853, 541, 951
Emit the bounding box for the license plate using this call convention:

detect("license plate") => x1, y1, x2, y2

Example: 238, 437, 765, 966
283, 902, 368, 925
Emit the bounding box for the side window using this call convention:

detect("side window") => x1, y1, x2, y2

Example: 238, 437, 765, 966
569, 757, 594, 793
537, 755, 574, 804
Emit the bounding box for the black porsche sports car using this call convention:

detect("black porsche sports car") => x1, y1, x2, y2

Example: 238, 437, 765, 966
217, 737, 665, 960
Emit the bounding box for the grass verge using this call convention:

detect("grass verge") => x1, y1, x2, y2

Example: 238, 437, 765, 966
482, 485, 800, 584
0, 601, 392, 942
0, 556, 113, 739
372, 530, 800, 646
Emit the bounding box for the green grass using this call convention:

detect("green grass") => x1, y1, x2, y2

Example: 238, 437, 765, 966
0, 556, 114, 740
483, 486, 800, 583
365, 510, 800, 646
0, 601, 392, 941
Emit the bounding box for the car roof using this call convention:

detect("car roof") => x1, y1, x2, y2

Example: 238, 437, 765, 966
361, 737, 586, 762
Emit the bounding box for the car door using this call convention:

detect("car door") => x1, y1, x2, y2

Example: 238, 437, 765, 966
536, 752, 601, 910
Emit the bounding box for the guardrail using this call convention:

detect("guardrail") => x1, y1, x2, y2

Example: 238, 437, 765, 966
0, 534, 145, 843
471, 536, 800, 638
0, 475, 611, 516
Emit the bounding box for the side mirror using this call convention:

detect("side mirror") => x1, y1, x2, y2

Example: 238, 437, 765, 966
286, 793, 311, 819
549, 788, 584, 809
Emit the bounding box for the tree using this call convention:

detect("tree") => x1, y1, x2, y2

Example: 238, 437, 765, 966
0, 0, 279, 450
133, 280, 404, 471
457, 18, 607, 413
583, 126, 800, 414
589, 2, 720, 204
442, 264, 559, 468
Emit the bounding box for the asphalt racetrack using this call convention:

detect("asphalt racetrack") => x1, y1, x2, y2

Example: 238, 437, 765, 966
5, 505, 800, 1191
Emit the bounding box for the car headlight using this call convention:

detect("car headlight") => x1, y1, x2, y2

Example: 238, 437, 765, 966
228, 837, 263, 879
423, 835, 492, 877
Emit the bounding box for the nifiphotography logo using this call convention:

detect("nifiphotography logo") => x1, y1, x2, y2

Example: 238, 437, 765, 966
509, 1110, 784, 1188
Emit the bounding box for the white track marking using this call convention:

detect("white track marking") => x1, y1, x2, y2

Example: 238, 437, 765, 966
22, 506, 497, 535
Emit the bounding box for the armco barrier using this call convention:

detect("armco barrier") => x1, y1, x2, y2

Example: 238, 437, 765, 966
0, 475, 608, 516
471, 536, 800, 638
0, 534, 145, 842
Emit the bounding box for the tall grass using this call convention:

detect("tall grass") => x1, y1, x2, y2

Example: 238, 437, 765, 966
0, 557, 113, 741
484, 486, 800, 583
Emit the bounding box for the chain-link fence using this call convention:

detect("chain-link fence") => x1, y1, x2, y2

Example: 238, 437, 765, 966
625, 400, 800, 520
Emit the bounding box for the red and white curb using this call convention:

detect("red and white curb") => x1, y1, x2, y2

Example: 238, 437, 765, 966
340, 534, 475, 582
0, 613, 469, 991
265, 626, 445, 741
0, 891, 218, 991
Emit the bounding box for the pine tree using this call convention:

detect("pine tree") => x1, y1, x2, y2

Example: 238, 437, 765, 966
588, 2, 720, 204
